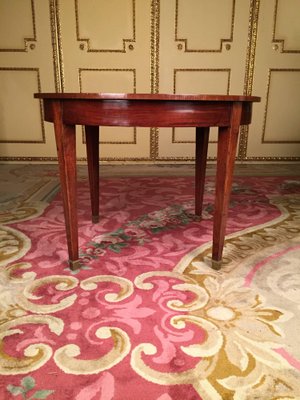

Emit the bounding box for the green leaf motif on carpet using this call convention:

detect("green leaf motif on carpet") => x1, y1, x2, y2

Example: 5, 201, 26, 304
79, 202, 208, 265
7, 376, 54, 399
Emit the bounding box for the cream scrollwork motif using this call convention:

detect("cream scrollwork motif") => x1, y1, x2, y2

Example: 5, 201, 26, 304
54, 327, 131, 375
135, 270, 209, 311
131, 342, 215, 385
0, 315, 63, 375
131, 269, 292, 398
80, 275, 134, 302
134, 270, 197, 290
171, 315, 223, 358
0, 226, 31, 268
1, 263, 37, 325
1, 262, 35, 285
0, 266, 79, 375
51, 275, 133, 374
0, 201, 49, 224
20, 275, 79, 314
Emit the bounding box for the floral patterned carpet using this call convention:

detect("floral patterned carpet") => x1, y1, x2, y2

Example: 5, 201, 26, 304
0, 165, 300, 399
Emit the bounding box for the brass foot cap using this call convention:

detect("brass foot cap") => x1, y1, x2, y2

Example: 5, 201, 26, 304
92, 215, 99, 224
69, 259, 81, 271
211, 259, 222, 270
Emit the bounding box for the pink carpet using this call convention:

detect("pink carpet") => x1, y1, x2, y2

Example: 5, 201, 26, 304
1, 175, 300, 399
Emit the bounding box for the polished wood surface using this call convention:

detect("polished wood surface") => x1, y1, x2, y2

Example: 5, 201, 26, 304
36, 93, 258, 128
35, 93, 260, 270
34, 93, 260, 101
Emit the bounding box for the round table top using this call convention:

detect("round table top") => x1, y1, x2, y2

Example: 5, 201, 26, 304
34, 92, 261, 102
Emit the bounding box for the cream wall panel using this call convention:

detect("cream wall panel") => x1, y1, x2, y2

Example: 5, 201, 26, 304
176, 0, 234, 51
174, 70, 231, 94
0, 69, 43, 141
59, 0, 152, 160
0, 0, 58, 160
75, 0, 134, 51
158, 0, 251, 160
247, 0, 300, 159
0, 0, 35, 50
79, 69, 136, 93
263, 70, 300, 142
274, 0, 300, 51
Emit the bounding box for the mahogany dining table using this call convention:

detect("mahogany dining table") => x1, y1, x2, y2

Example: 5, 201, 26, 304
34, 93, 260, 270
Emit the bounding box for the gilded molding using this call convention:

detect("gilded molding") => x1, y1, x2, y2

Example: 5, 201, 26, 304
272, 0, 300, 54
0, 157, 58, 162
242, 156, 300, 162
238, 0, 260, 160
150, 0, 160, 160
0, 156, 299, 163
74, 0, 136, 53
175, 0, 235, 52
49, 0, 64, 92
262, 69, 300, 144
0, 68, 45, 144
0, 0, 36, 52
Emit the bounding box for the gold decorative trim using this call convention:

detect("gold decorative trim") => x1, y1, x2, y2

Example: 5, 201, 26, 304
238, 0, 260, 160
0, 68, 45, 144
0, 0, 36, 52
78, 68, 137, 145
0, 157, 54, 162
172, 68, 231, 144
49, 0, 64, 92
261, 69, 300, 144
0, 155, 299, 163
175, 0, 235, 52
74, 0, 136, 53
93, 157, 158, 162
150, 0, 160, 94
150, 127, 159, 160
272, 0, 300, 54
150, 0, 160, 160
243, 0, 260, 97
242, 156, 300, 162
154, 155, 300, 162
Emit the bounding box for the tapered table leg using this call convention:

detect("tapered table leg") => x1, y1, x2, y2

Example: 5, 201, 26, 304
195, 127, 210, 216
212, 102, 242, 270
85, 125, 100, 223
52, 101, 79, 270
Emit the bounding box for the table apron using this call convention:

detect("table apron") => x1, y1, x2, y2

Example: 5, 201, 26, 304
43, 99, 253, 127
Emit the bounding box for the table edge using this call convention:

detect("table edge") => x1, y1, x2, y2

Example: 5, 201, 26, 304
34, 92, 261, 102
